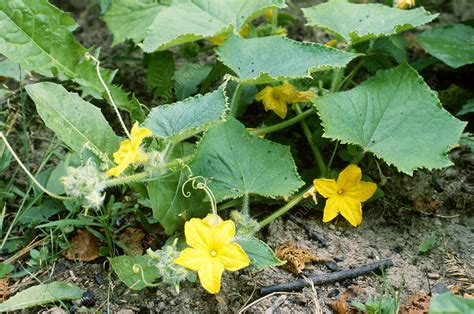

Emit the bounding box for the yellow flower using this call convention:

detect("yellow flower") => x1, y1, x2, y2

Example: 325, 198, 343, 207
394, 0, 415, 9
209, 25, 250, 46
264, 8, 273, 21
325, 39, 338, 47
174, 215, 250, 294
255, 83, 315, 119
274, 27, 287, 36
106, 122, 152, 177
313, 165, 377, 227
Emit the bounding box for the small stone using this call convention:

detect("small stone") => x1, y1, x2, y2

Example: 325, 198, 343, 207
427, 273, 440, 280
328, 224, 336, 230
117, 310, 134, 314
335, 231, 342, 236
431, 283, 449, 295
325, 261, 338, 271
94, 274, 105, 285
327, 288, 340, 298
334, 256, 344, 262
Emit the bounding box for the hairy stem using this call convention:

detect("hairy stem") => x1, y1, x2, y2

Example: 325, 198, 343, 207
294, 104, 325, 175
250, 108, 316, 136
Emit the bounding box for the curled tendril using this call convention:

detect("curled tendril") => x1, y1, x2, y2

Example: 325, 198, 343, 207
132, 264, 160, 287
181, 165, 218, 219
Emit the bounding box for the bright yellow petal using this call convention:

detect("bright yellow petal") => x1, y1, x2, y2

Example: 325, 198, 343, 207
239, 24, 249, 38
184, 218, 214, 250
277, 83, 297, 97
209, 34, 227, 45
345, 181, 377, 202
267, 98, 288, 119
322, 197, 340, 223
217, 243, 250, 271
288, 91, 315, 103
212, 220, 236, 249
197, 258, 225, 294
338, 196, 363, 227
255, 86, 273, 101
174, 248, 210, 271
337, 164, 362, 189
313, 178, 339, 198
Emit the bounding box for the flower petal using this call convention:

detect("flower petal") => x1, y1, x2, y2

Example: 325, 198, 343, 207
337, 164, 362, 189
184, 218, 214, 250
322, 197, 340, 223
313, 178, 339, 198
174, 248, 210, 271
217, 243, 250, 271
345, 181, 377, 202
255, 87, 273, 101
339, 196, 363, 227
197, 258, 225, 294
212, 220, 236, 249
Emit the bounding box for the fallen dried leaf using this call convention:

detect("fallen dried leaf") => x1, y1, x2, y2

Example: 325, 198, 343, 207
399, 292, 431, 314
327, 286, 364, 314
0, 276, 8, 301
275, 242, 332, 275
444, 252, 472, 294
413, 197, 441, 214
117, 228, 145, 256
64, 229, 100, 262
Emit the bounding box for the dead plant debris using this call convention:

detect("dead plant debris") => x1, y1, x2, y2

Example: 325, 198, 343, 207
63, 229, 100, 262
275, 242, 332, 275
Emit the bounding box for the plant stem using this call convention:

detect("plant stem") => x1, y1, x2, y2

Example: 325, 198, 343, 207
330, 67, 344, 93
259, 187, 309, 228
0, 132, 67, 200
230, 82, 243, 116
294, 104, 325, 175
250, 108, 316, 136
242, 194, 249, 214
272, 8, 278, 27
104, 155, 193, 187
339, 60, 363, 91
327, 141, 339, 170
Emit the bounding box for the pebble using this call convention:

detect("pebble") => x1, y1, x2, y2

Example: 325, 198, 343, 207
325, 261, 338, 271
94, 274, 105, 285
427, 273, 440, 280
117, 310, 134, 314
328, 224, 336, 230
431, 282, 449, 295
327, 288, 340, 298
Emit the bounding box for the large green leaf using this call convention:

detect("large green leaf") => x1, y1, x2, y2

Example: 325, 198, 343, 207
191, 118, 304, 202
103, 0, 165, 46
217, 35, 359, 84
236, 236, 285, 270
26, 82, 120, 157
0, 0, 140, 116
0, 281, 83, 312
148, 171, 208, 235
429, 293, 474, 313
142, 0, 286, 52
314, 63, 466, 174
302, 0, 437, 44
109, 255, 159, 291
417, 24, 474, 68
144, 87, 227, 143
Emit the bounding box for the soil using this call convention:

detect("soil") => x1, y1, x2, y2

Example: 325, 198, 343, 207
2, 0, 474, 313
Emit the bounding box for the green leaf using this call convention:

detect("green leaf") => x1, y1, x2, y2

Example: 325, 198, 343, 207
174, 63, 212, 100
142, 0, 287, 52
429, 293, 474, 314
457, 99, 474, 116
302, 0, 437, 44
0, 59, 26, 81
191, 117, 304, 202
314, 63, 466, 174
26, 82, 121, 157
217, 35, 360, 84
148, 171, 208, 235
0, 263, 14, 278
0, 281, 84, 312
0, 0, 140, 116
109, 255, 159, 291
235, 236, 285, 269
418, 234, 437, 253
0, 141, 11, 173
103, 0, 165, 46
144, 87, 227, 143
417, 24, 474, 68
146, 51, 175, 99
18, 199, 63, 227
